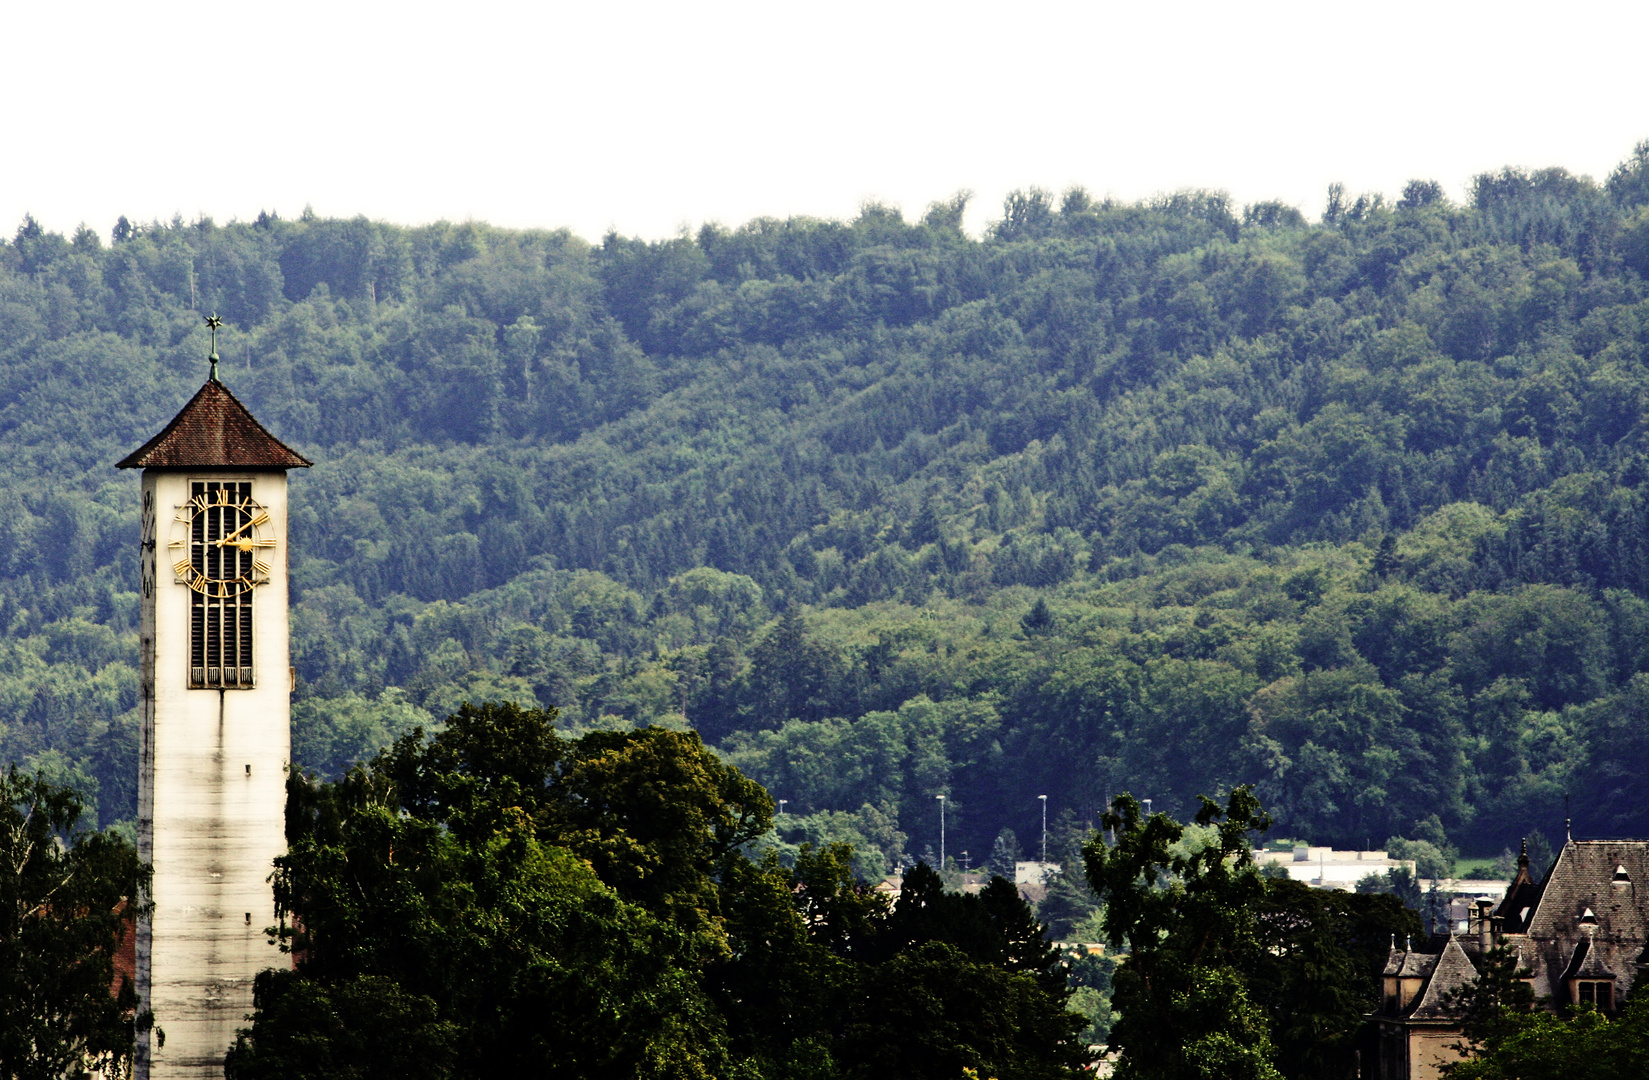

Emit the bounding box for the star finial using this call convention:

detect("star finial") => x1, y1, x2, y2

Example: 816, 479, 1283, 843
205, 313, 223, 381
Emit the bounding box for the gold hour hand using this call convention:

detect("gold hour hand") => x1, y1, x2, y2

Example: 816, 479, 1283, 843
214, 539, 276, 555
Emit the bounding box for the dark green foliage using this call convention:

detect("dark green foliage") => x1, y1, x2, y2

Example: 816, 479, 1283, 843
1084, 790, 1281, 1080
1249, 881, 1420, 1078
1066, 951, 1119, 1042
0, 766, 151, 1080
989, 828, 1022, 879
224, 974, 458, 1080
1445, 996, 1649, 1080
1084, 789, 1422, 1080
231, 704, 1088, 1080
242, 706, 748, 1078
15, 145, 1649, 864
1388, 834, 1457, 879
1357, 866, 1425, 912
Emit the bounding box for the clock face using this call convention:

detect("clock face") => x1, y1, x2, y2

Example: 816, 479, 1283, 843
140, 489, 156, 599
168, 483, 276, 597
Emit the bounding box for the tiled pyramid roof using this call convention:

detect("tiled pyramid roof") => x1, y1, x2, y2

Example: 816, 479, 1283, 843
1410, 936, 1478, 1019
117, 379, 311, 470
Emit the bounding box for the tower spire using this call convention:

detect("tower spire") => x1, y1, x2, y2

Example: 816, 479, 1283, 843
205, 313, 222, 382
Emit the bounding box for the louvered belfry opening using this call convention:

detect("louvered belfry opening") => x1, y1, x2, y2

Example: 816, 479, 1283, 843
189, 480, 255, 687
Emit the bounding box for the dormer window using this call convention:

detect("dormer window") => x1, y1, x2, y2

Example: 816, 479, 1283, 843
1580, 907, 1597, 925
1614, 864, 1630, 882
1576, 980, 1614, 1010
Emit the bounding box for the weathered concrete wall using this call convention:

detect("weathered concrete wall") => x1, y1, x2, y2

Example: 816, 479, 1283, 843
136, 471, 291, 1080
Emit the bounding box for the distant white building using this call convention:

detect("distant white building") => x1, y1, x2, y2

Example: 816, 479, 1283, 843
1015, 860, 1061, 885
1251, 846, 1415, 888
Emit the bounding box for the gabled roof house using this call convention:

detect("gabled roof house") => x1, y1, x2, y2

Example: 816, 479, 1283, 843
1370, 837, 1649, 1080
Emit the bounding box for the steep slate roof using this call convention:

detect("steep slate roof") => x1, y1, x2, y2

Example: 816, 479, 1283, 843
1496, 838, 1545, 933
1525, 841, 1649, 943
117, 379, 311, 470
1375, 836, 1649, 1080
1498, 840, 1649, 1006
1398, 950, 1439, 979
1509, 936, 1541, 972
1409, 936, 1478, 1019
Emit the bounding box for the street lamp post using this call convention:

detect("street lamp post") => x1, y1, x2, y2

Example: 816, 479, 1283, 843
937, 795, 947, 869
1039, 794, 1048, 864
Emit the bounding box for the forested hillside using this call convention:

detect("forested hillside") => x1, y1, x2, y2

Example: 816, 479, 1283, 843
8, 145, 1649, 868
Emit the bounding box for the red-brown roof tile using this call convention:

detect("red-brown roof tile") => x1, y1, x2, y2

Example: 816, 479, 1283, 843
117, 379, 312, 470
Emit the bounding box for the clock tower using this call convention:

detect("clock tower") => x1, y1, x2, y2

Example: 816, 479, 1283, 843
118, 320, 311, 1079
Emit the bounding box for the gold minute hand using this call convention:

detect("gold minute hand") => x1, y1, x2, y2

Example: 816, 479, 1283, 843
213, 516, 263, 546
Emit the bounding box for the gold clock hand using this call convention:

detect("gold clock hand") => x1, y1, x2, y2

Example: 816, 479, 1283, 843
212, 511, 269, 546
214, 521, 257, 545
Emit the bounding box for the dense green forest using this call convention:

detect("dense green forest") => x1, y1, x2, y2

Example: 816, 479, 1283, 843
222, 704, 1089, 1080
9, 143, 1649, 875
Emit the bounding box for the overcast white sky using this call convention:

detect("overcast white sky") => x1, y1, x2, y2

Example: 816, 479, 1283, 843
2, 0, 1646, 243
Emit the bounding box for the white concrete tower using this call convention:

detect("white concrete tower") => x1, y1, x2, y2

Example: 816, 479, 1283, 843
118, 326, 311, 1080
